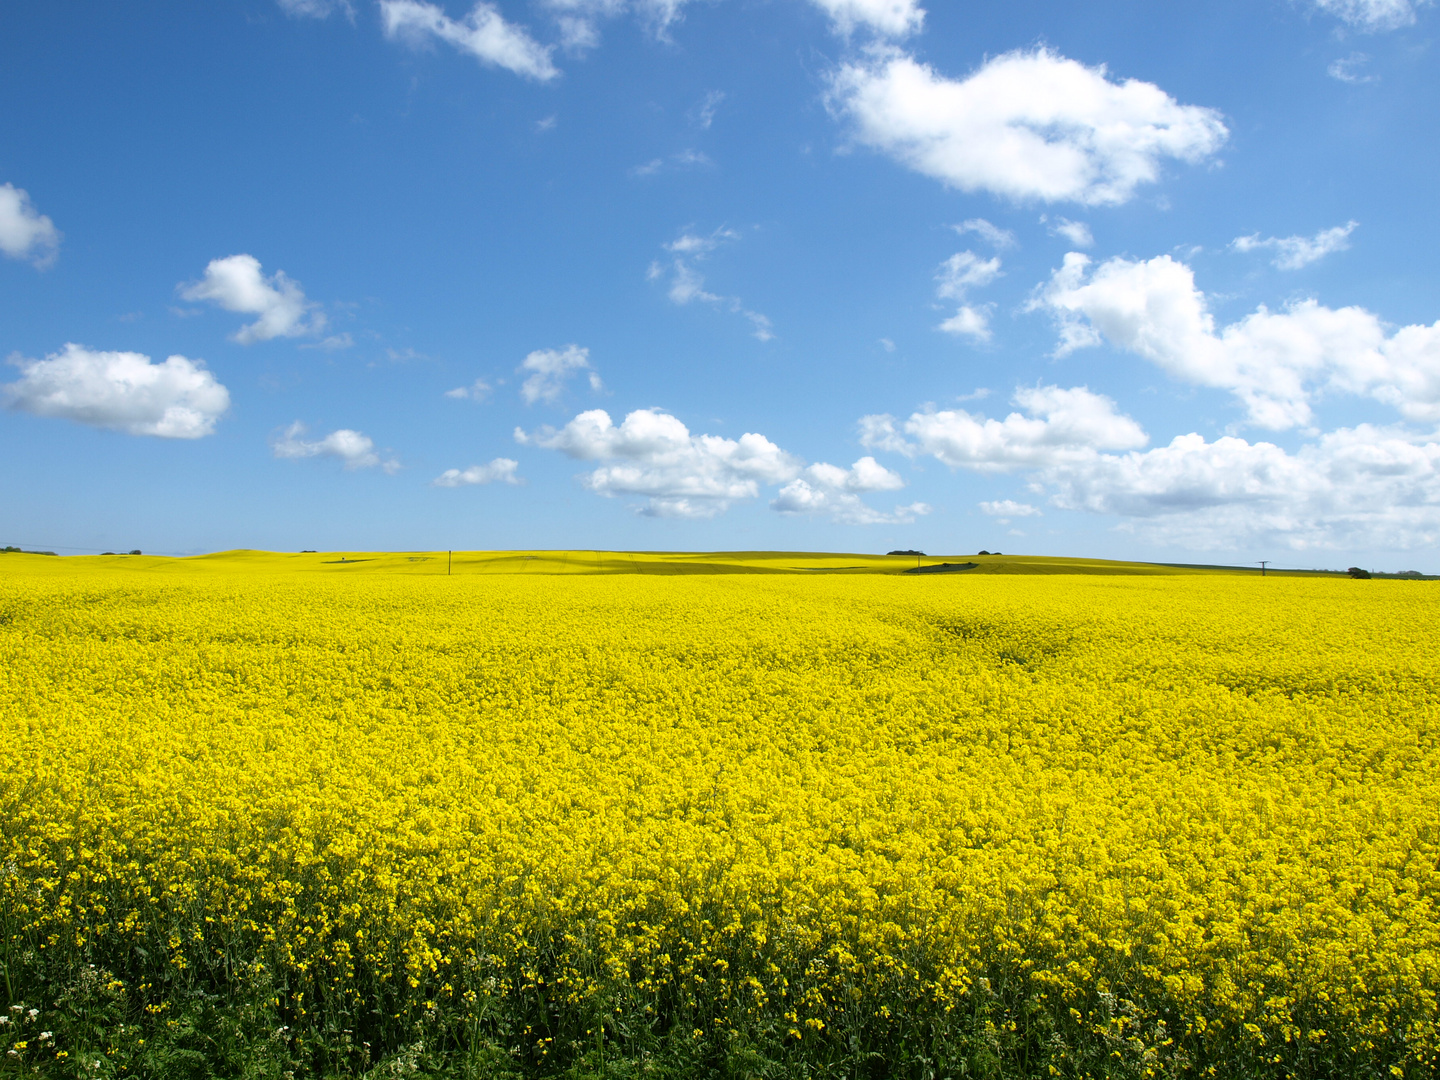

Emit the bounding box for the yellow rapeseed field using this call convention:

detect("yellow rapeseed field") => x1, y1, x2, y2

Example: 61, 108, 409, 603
1, 552, 1437, 1078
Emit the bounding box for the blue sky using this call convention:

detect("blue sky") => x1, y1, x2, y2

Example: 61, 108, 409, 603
3, 0, 1439, 567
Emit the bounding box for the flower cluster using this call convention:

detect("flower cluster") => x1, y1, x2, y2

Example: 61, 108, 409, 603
0, 558, 1436, 1075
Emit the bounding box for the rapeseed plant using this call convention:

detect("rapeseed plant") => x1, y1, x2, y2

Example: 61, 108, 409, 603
0, 559, 1435, 1077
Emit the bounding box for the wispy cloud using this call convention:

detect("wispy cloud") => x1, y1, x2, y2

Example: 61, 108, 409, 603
650, 228, 773, 340
379, 0, 558, 81
1232, 221, 1358, 270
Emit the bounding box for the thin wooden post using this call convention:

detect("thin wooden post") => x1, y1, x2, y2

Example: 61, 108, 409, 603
448, 550, 452, 576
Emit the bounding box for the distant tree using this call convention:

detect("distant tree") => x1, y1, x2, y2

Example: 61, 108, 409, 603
129, 549, 142, 555
1348, 567, 1372, 579
887, 550, 925, 557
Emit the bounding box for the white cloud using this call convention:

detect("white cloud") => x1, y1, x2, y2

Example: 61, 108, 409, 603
433, 457, 520, 486
936, 251, 1001, 299
829, 47, 1227, 206
980, 499, 1040, 517
953, 218, 1016, 249
807, 455, 907, 492
1328, 52, 1377, 83
1232, 221, 1358, 270
540, 0, 690, 51
3, 344, 229, 438
938, 304, 993, 341
1041, 424, 1440, 551
380, 0, 558, 81
665, 228, 738, 256
1045, 216, 1094, 247
518, 407, 800, 516
179, 254, 326, 344
445, 377, 493, 401
651, 228, 773, 341
302, 332, 355, 351
808, 0, 924, 37
0, 183, 61, 268
541, 0, 919, 48
272, 422, 398, 471
772, 481, 930, 524
519, 344, 600, 404
1035, 251, 1440, 428
1310, 0, 1429, 31
860, 385, 1148, 472
630, 149, 714, 177
934, 251, 1000, 340
770, 455, 925, 524
867, 385, 1440, 551
691, 90, 725, 128
277, 0, 354, 17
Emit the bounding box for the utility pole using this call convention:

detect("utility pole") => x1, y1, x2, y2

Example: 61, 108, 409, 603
448, 550, 452, 576
1257, 560, 1269, 577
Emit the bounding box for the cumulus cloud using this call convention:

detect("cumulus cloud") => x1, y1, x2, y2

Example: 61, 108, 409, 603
2, 344, 229, 438
934, 250, 1001, 341
1041, 424, 1440, 551
860, 385, 1148, 472
829, 47, 1227, 206
863, 383, 1440, 550
650, 228, 773, 341
445, 377, 493, 401
519, 344, 601, 404
1232, 221, 1358, 270
938, 305, 994, 342
433, 458, 520, 486
0, 183, 61, 268
380, 0, 558, 81
936, 251, 1001, 299
770, 455, 927, 524
808, 0, 924, 37
1034, 251, 1440, 428
272, 422, 398, 471
1045, 216, 1094, 247
517, 407, 801, 517
179, 254, 326, 344
772, 482, 930, 524
1310, 0, 1429, 31
953, 218, 1016, 249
